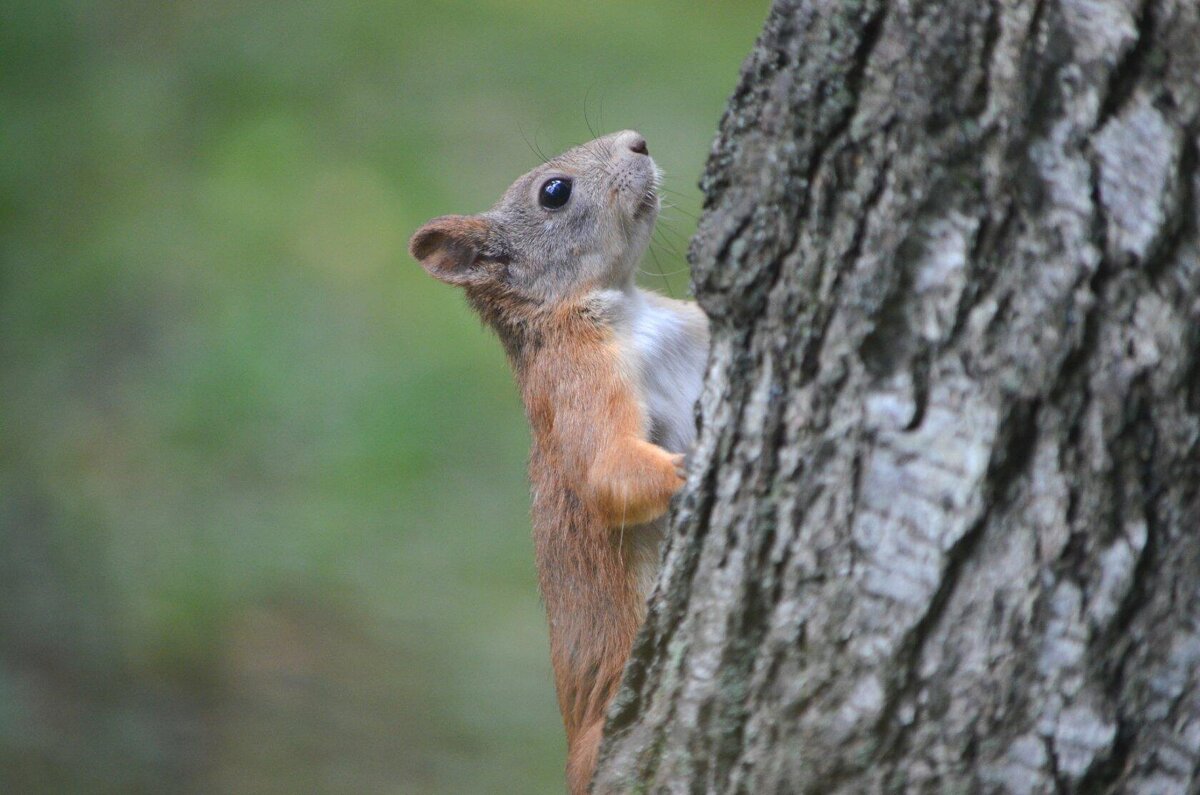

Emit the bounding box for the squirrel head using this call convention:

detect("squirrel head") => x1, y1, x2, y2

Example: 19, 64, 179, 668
410, 130, 660, 308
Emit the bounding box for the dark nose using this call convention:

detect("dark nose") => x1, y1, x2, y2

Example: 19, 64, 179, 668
628, 136, 649, 155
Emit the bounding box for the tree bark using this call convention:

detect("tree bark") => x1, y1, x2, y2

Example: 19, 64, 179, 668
593, 0, 1200, 792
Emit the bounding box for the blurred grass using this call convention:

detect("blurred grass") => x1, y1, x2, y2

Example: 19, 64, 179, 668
0, 1, 767, 792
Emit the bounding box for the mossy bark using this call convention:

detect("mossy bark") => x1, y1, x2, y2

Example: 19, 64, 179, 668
594, 0, 1200, 791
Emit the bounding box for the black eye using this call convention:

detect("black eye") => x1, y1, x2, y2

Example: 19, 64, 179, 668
538, 178, 572, 210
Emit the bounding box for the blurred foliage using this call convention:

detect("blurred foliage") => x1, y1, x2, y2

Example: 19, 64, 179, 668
0, 1, 766, 792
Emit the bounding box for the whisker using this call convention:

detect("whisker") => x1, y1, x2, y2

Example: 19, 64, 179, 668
641, 245, 690, 277
659, 202, 701, 222
584, 86, 597, 139
646, 243, 675, 297
519, 123, 550, 165
658, 183, 695, 196
655, 220, 693, 246
641, 264, 690, 278
640, 265, 690, 278
651, 228, 682, 258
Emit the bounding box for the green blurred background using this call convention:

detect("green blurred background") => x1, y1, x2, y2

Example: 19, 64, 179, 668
0, 1, 765, 791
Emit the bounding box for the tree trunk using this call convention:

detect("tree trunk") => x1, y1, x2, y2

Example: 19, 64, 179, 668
593, 0, 1200, 792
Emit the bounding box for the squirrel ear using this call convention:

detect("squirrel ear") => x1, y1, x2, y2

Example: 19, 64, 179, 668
409, 215, 495, 286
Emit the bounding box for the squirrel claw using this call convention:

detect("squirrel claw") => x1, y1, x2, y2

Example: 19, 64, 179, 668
671, 452, 688, 481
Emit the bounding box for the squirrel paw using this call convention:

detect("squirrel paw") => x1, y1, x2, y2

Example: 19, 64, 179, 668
670, 452, 687, 481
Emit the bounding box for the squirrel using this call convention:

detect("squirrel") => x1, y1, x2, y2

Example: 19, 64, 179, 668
409, 130, 708, 793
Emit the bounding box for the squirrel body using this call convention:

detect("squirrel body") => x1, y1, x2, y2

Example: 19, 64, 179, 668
410, 132, 708, 793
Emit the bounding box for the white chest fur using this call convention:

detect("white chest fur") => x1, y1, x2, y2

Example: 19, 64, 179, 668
624, 291, 708, 453
590, 286, 710, 597
591, 286, 708, 452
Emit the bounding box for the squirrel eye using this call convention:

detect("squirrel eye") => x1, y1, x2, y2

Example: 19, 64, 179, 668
538, 178, 572, 210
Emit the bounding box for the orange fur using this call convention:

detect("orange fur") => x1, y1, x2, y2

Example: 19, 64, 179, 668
409, 132, 692, 793
517, 300, 681, 792
412, 247, 680, 791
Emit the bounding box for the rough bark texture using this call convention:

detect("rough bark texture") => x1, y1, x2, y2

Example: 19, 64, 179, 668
593, 0, 1200, 792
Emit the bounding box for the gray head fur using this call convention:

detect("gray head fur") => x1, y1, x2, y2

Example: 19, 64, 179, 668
410, 130, 661, 307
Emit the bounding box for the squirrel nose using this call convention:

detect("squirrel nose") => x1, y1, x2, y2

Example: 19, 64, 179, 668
616, 130, 649, 156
